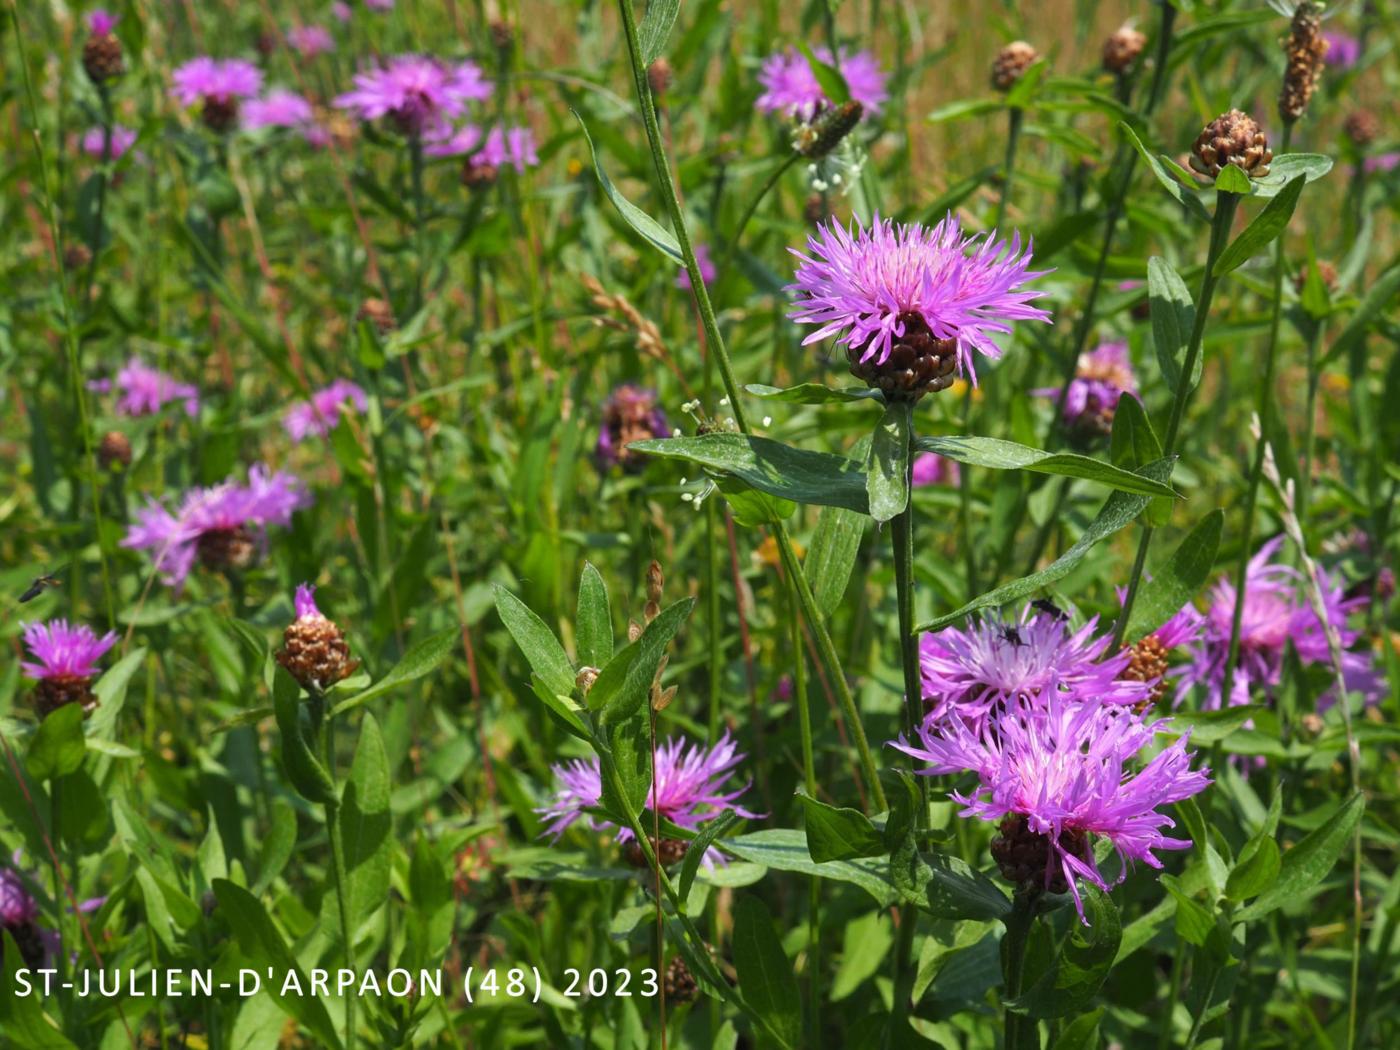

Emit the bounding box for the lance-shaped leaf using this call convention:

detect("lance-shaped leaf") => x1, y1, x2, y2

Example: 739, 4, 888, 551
636, 0, 680, 64
1213, 174, 1305, 275
745, 382, 885, 405
1007, 884, 1122, 1019
1120, 122, 1210, 223
799, 793, 885, 862
1234, 792, 1364, 923
733, 895, 802, 1049
272, 667, 335, 805
1148, 257, 1199, 394
867, 400, 911, 522
330, 627, 457, 716
575, 562, 614, 669
1123, 510, 1223, 642
493, 587, 575, 698
916, 435, 1179, 499
574, 112, 682, 263
1251, 153, 1332, 199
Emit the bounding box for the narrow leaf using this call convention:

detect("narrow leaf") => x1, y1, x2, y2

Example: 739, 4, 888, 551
576, 562, 614, 668
733, 895, 802, 1049
637, 0, 681, 64
573, 111, 682, 262
1213, 175, 1305, 275
917, 435, 1179, 498
1148, 257, 1199, 393
1124, 510, 1223, 642
330, 627, 458, 716
1235, 792, 1364, 922
494, 587, 575, 697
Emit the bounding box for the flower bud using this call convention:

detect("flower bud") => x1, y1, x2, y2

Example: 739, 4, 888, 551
98, 430, 132, 471
356, 297, 396, 334
276, 584, 358, 691
647, 58, 673, 97
82, 11, 124, 84
1344, 109, 1380, 148
1189, 109, 1272, 180
1279, 1, 1326, 124
664, 957, 699, 1003
793, 100, 863, 159
991, 41, 1038, 92
1102, 25, 1146, 74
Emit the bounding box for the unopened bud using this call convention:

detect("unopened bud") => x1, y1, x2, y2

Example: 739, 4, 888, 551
646, 560, 664, 603
647, 58, 673, 96
1189, 109, 1272, 181
1279, 1, 1326, 124
991, 41, 1038, 92
628, 620, 643, 643
576, 666, 600, 694
794, 100, 863, 159
1101, 25, 1146, 75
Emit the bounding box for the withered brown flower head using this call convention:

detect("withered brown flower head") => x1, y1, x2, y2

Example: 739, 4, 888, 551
1189, 109, 1273, 180
1344, 109, 1381, 148
1102, 25, 1147, 75
1279, 1, 1326, 124
991, 41, 1039, 92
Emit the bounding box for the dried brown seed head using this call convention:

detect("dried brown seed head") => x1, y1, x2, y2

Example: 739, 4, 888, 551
1189, 109, 1273, 180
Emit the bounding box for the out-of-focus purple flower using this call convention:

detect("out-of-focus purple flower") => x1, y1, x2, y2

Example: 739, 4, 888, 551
365, 0, 395, 10
1364, 152, 1400, 174
912, 452, 959, 487
1323, 31, 1361, 71
1034, 341, 1137, 438
88, 357, 200, 418
537, 733, 760, 865
287, 24, 335, 56
788, 214, 1052, 383
474, 125, 538, 172
332, 2, 352, 21
87, 8, 118, 35
170, 57, 264, 107
0, 867, 38, 927
676, 243, 716, 290
894, 690, 1211, 922
918, 604, 1151, 731
335, 56, 491, 135
293, 582, 322, 619
242, 89, 316, 131
757, 46, 889, 121
20, 620, 117, 682
423, 121, 483, 158
81, 124, 138, 162
283, 379, 368, 442
1176, 537, 1382, 710
121, 466, 309, 589
596, 385, 669, 472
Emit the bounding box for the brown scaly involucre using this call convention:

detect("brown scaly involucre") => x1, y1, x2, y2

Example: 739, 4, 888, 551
1189, 109, 1273, 180
1279, 1, 1326, 124
1102, 25, 1147, 75
991, 41, 1039, 92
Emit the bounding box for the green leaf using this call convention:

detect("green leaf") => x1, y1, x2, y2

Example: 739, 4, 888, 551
907, 850, 1013, 921
272, 667, 335, 805
572, 111, 682, 263
1124, 510, 1223, 642
927, 97, 1003, 124
1109, 393, 1163, 469
637, 0, 680, 65
1324, 262, 1400, 366
599, 598, 693, 723
916, 460, 1174, 631
867, 400, 911, 522
631, 433, 870, 514
1161, 705, 1264, 746
1050, 1007, 1104, 1050
1224, 833, 1281, 903
25, 704, 86, 781
1235, 792, 1364, 922
254, 799, 298, 895
745, 382, 884, 405
1161, 874, 1214, 946
576, 562, 614, 669
85, 647, 146, 742
1008, 884, 1122, 1019
212, 880, 344, 1050
1213, 175, 1305, 275
678, 811, 740, 903
799, 793, 885, 862
831, 912, 895, 1002
1148, 257, 1199, 394
794, 42, 850, 104
917, 435, 1180, 498
723, 828, 897, 905
1119, 122, 1210, 223
339, 714, 393, 939
1251, 153, 1333, 199
0, 930, 78, 1048
804, 503, 866, 619
530, 674, 590, 738
330, 627, 457, 716
1213, 163, 1253, 196
494, 587, 575, 698
732, 895, 802, 1049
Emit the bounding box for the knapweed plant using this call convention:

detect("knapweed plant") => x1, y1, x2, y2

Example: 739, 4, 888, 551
2, 1, 1397, 1048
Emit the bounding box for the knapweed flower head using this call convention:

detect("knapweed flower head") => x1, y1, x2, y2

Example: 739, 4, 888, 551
1323, 30, 1361, 71
894, 690, 1211, 921
364, 0, 395, 9
1364, 152, 1400, 175
286, 24, 335, 57
676, 243, 716, 291
537, 733, 760, 866
335, 56, 491, 135
918, 604, 1152, 731
21, 619, 118, 718
911, 452, 959, 487
283, 379, 368, 442
1117, 597, 1205, 711
88, 357, 200, 418
171, 58, 264, 132
597, 385, 669, 472
242, 89, 317, 133
276, 584, 357, 691
787, 213, 1051, 397
87, 8, 118, 35
81, 124, 138, 162
0, 867, 38, 927
1035, 341, 1137, 439
756, 46, 888, 122
1176, 537, 1382, 710
423, 121, 483, 158
121, 466, 308, 589
82, 9, 123, 81
473, 125, 538, 172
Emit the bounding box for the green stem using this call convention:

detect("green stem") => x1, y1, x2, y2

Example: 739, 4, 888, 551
1298, 318, 1325, 525
321, 713, 357, 1050
786, 569, 819, 1044
956, 384, 979, 599
993, 107, 1023, 233
82, 84, 113, 309
615, 0, 883, 811
723, 152, 799, 266
1219, 123, 1293, 709
1002, 892, 1037, 1050
705, 500, 723, 738
890, 406, 925, 797
410, 134, 426, 316
1158, 939, 1186, 1050
1114, 191, 1240, 646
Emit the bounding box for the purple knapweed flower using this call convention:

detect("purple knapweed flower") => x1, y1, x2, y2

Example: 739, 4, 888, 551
918, 604, 1152, 731
121, 466, 308, 589
1034, 341, 1137, 438
332, 2, 352, 21
474, 125, 538, 172
365, 0, 395, 10
283, 379, 368, 442
894, 690, 1211, 922
0, 867, 38, 928
597, 385, 669, 472
81, 124, 138, 162
787, 213, 1051, 383
912, 452, 959, 487
537, 733, 760, 866
335, 56, 491, 135
423, 121, 483, 158
1363, 152, 1399, 175
676, 243, 716, 290
20, 619, 118, 719
287, 24, 335, 57
170, 57, 264, 107
757, 46, 889, 121
88, 357, 200, 418
87, 8, 118, 35
1323, 31, 1361, 71
1176, 537, 1382, 710
242, 88, 316, 132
